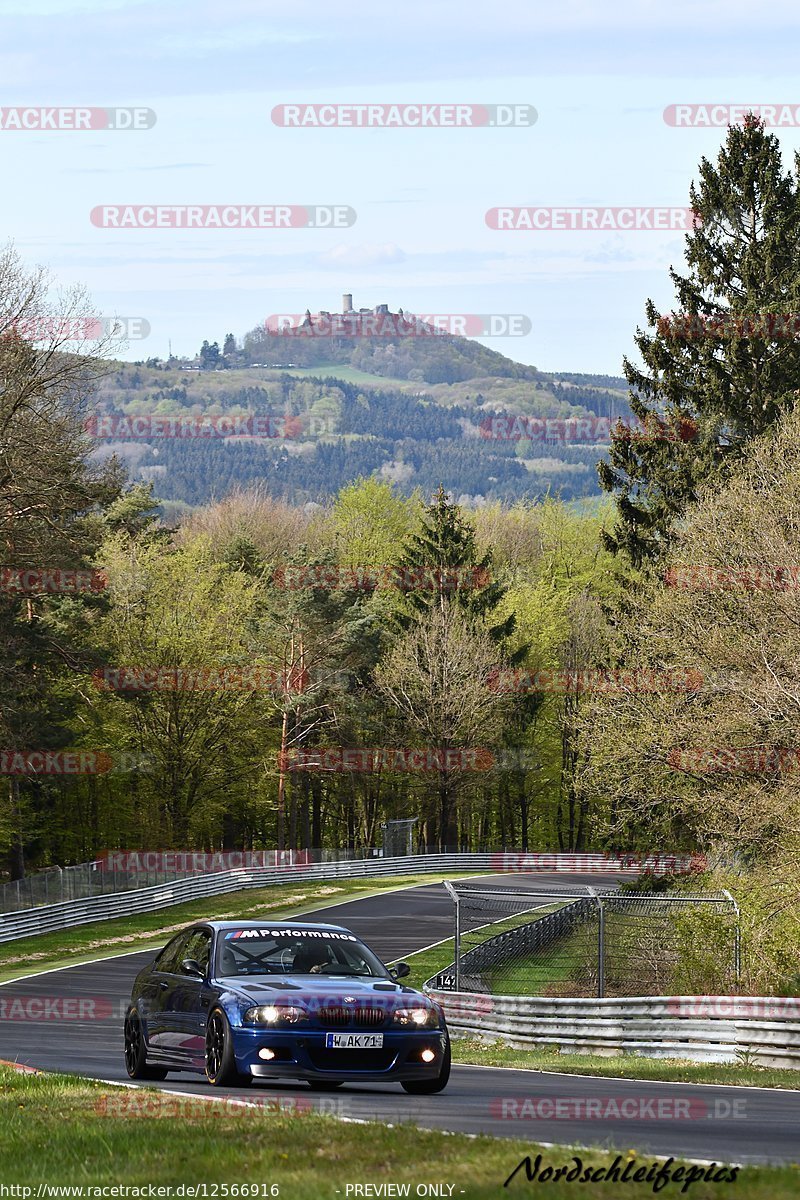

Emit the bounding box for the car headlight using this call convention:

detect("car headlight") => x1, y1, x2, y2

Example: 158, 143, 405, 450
244, 1004, 306, 1025
392, 1006, 439, 1028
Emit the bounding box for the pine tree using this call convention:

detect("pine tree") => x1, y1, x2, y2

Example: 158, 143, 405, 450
395, 486, 519, 650
199, 340, 221, 369
599, 116, 800, 564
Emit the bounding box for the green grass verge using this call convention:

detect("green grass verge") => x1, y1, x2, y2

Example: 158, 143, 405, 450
399, 904, 570, 992
0, 873, 482, 984
451, 1038, 800, 1091
1, 1067, 796, 1197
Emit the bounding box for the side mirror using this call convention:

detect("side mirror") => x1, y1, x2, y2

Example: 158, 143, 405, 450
182, 958, 205, 979
391, 961, 411, 979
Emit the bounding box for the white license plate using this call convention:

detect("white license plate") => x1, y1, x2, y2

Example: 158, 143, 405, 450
325, 1033, 383, 1049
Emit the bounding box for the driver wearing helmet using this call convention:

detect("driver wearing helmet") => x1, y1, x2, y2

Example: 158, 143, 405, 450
293, 941, 333, 974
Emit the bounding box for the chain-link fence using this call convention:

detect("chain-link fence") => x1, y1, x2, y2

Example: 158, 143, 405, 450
0, 848, 386, 913
381, 819, 418, 856
1, 842, 524, 913
432, 883, 740, 998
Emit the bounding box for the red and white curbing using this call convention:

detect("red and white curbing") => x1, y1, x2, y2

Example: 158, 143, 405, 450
0, 1058, 40, 1074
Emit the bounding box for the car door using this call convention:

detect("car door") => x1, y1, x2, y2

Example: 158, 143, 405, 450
160, 927, 213, 1067
143, 931, 191, 1054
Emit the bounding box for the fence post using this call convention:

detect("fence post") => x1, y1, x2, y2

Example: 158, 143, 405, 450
588, 887, 604, 998
598, 897, 605, 998
444, 880, 461, 992
722, 889, 741, 987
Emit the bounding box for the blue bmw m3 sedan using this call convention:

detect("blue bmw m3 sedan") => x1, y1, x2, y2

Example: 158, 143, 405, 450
124, 920, 450, 1092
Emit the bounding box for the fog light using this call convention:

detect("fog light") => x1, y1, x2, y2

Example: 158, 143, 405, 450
259, 1048, 276, 1061
421, 1049, 436, 1063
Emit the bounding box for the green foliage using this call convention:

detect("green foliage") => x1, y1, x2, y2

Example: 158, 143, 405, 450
602, 116, 800, 563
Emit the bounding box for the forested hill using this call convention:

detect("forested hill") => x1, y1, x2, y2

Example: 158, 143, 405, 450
90, 323, 632, 515
237, 312, 547, 385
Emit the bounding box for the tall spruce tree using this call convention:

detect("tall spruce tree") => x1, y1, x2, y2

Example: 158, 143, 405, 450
395, 486, 519, 650
599, 115, 800, 564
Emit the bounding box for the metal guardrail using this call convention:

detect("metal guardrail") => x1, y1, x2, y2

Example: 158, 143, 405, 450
424, 989, 800, 1069
0, 848, 385, 913
1, 850, 701, 916
0, 853, 682, 944
0, 853, 459, 943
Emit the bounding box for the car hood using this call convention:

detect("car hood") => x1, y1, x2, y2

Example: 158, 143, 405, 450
218, 975, 421, 1004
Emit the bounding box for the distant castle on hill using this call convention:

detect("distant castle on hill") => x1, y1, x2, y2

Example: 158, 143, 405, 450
302, 294, 397, 322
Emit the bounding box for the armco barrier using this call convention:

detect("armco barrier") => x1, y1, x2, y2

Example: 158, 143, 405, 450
424, 989, 800, 1069
0, 853, 696, 944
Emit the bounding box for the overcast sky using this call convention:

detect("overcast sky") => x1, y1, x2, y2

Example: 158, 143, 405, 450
4, 0, 800, 373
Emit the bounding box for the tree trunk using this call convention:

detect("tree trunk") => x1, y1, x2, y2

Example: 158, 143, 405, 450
300, 772, 311, 850
311, 775, 322, 848
438, 772, 451, 852
8, 777, 24, 881
277, 706, 289, 852
517, 774, 529, 851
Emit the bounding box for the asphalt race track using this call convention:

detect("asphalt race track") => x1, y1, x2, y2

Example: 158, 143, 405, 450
1, 872, 798, 1165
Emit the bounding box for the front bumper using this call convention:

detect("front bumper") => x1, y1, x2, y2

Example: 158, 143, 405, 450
231, 1026, 448, 1082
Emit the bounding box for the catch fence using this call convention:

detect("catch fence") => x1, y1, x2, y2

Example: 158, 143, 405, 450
432, 883, 739, 998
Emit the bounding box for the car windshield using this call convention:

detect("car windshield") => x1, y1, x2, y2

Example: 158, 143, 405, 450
215, 929, 390, 978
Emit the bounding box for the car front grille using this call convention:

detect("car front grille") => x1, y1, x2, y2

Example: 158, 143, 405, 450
317, 1006, 386, 1028
307, 1047, 397, 1071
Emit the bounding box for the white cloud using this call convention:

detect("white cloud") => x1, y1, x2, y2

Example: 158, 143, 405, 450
316, 243, 406, 269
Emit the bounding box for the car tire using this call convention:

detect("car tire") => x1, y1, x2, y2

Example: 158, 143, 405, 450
401, 1037, 451, 1094
305, 1079, 344, 1090
205, 1009, 250, 1087
124, 1009, 169, 1081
